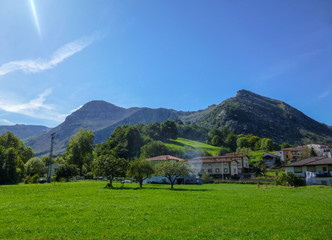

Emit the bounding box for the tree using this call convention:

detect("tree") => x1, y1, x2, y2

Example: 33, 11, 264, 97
156, 161, 192, 190
140, 141, 169, 158
248, 136, 260, 150
92, 154, 129, 188
218, 146, 232, 156
127, 159, 154, 188
225, 133, 237, 152
55, 164, 78, 182
0, 132, 30, 184
236, 137, 250, 149
276, 172, 305, 187
310, 148, 317, 157
281, 142, 291, 149
99, 125, 143, 160
160, 120, 178, 140
25, 157, 46, 177
66, 129, 94, 176
211, 135, 223, 146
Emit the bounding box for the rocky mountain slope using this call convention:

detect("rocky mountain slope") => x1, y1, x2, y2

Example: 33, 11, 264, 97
25, 101, 192, 156
20, 90, 332, 156
197, 90, 332, 144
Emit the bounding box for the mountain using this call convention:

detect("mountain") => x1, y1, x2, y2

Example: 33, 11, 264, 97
0, 124, 50, 139
26, 101, 192, 156
24, 90, 332, 156
197, 90, 332, 144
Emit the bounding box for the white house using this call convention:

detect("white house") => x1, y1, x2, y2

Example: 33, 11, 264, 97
284, 157, 332, 186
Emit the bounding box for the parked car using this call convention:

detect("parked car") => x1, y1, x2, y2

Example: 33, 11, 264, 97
122, 179, 132, 183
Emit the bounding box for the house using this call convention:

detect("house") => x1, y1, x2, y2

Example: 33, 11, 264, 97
221, 153, 250, 174
145, 155, 187, 166
189, 153, 249, 179
262, 153, 279, 167
284, 156, 332, 186
190, 156, 239, 179
307, 144, 332, 157
282, 146, 307, 162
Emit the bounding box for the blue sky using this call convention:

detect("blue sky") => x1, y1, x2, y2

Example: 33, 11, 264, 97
0, 0, 331, 127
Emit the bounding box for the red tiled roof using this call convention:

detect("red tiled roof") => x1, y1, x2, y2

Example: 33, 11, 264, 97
189, 156, 238, 164
145, 155, 186, 162
222, 153, 248, 158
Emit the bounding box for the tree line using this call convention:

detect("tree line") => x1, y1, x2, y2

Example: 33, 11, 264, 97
0, 119, 292, 186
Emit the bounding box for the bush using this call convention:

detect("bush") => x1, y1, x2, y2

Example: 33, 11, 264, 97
84, 172, 94, 180
275, 172, 305, 187
55, 164, 78, 182
30, 174, 40, 184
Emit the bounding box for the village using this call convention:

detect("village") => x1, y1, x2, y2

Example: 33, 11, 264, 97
141, 144, 332, 187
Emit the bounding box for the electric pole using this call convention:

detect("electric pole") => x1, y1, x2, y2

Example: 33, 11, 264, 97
47, 132, 55, 183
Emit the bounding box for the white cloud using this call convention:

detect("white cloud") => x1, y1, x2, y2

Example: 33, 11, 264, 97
318, 89, 331, 99
0, 119, 15, 125
259, 51, 320, 81
0, 89, 65, 123
0, 36, 95, 76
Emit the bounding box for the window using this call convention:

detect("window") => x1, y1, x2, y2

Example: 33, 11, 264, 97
323, 167, 327, 172
201, 169, 205, 173
294, 167, 302, 173
237, 162, 241, 166
224, 168, 228, 173
208, 169, 212, 173
215, 168, 220, 173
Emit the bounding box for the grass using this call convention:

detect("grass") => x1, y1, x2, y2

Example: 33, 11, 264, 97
165, 137, 220, 156
0, 181, 332, 239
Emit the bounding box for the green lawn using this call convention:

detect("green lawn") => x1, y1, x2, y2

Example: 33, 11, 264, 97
165, 137, 220, 156
0, 181, 331, 239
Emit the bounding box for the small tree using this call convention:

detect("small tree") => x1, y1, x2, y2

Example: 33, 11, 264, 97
156, 161, 192, 190
55, 164, 78, 182
92, 154, 129, 188
66, 129, 94, 176
276, 172, 305, 187
25, 157, 46, 177
127, 159, 154, 188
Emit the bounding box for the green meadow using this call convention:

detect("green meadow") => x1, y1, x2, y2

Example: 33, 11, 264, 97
0, 182, 331, 240
165, 137, 220, 156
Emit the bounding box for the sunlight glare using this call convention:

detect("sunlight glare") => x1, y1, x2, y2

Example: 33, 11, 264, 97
29, 0, 41, 37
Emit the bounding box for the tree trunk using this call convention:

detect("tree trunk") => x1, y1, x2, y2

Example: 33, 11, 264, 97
139, 180, 143, 188
108, 178, 113, 188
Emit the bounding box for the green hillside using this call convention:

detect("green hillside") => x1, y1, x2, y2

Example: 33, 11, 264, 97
165, 137, 220, 156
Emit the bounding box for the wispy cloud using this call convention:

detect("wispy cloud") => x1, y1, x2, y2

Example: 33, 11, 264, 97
259, 51, 320, 81
0, 36, 96, 77
318, 89, 331, 99
0, 89, 65, 123
0, 119, 15, 125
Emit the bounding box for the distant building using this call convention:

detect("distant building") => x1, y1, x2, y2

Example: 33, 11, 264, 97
189, 153, 250, 179
145, 155, 187, 166
262, 153, 279, 167
307, 144, 332, 157
284, 157, 332, 186
282, 146, 307, 162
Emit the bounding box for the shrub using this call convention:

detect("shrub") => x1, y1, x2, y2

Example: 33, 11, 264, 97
275, 172, 305, 187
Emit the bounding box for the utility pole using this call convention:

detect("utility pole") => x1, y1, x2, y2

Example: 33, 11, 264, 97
47, 133, 55, 183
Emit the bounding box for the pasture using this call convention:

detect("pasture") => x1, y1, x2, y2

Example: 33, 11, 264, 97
0, 181, 331, 239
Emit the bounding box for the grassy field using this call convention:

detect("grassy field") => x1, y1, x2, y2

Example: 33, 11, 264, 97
165, 138, 220, 156
1, 182, 331, 240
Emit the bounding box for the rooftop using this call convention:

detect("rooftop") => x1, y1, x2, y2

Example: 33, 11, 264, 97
145, 155, 187, 162
285, 157, 332, 167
